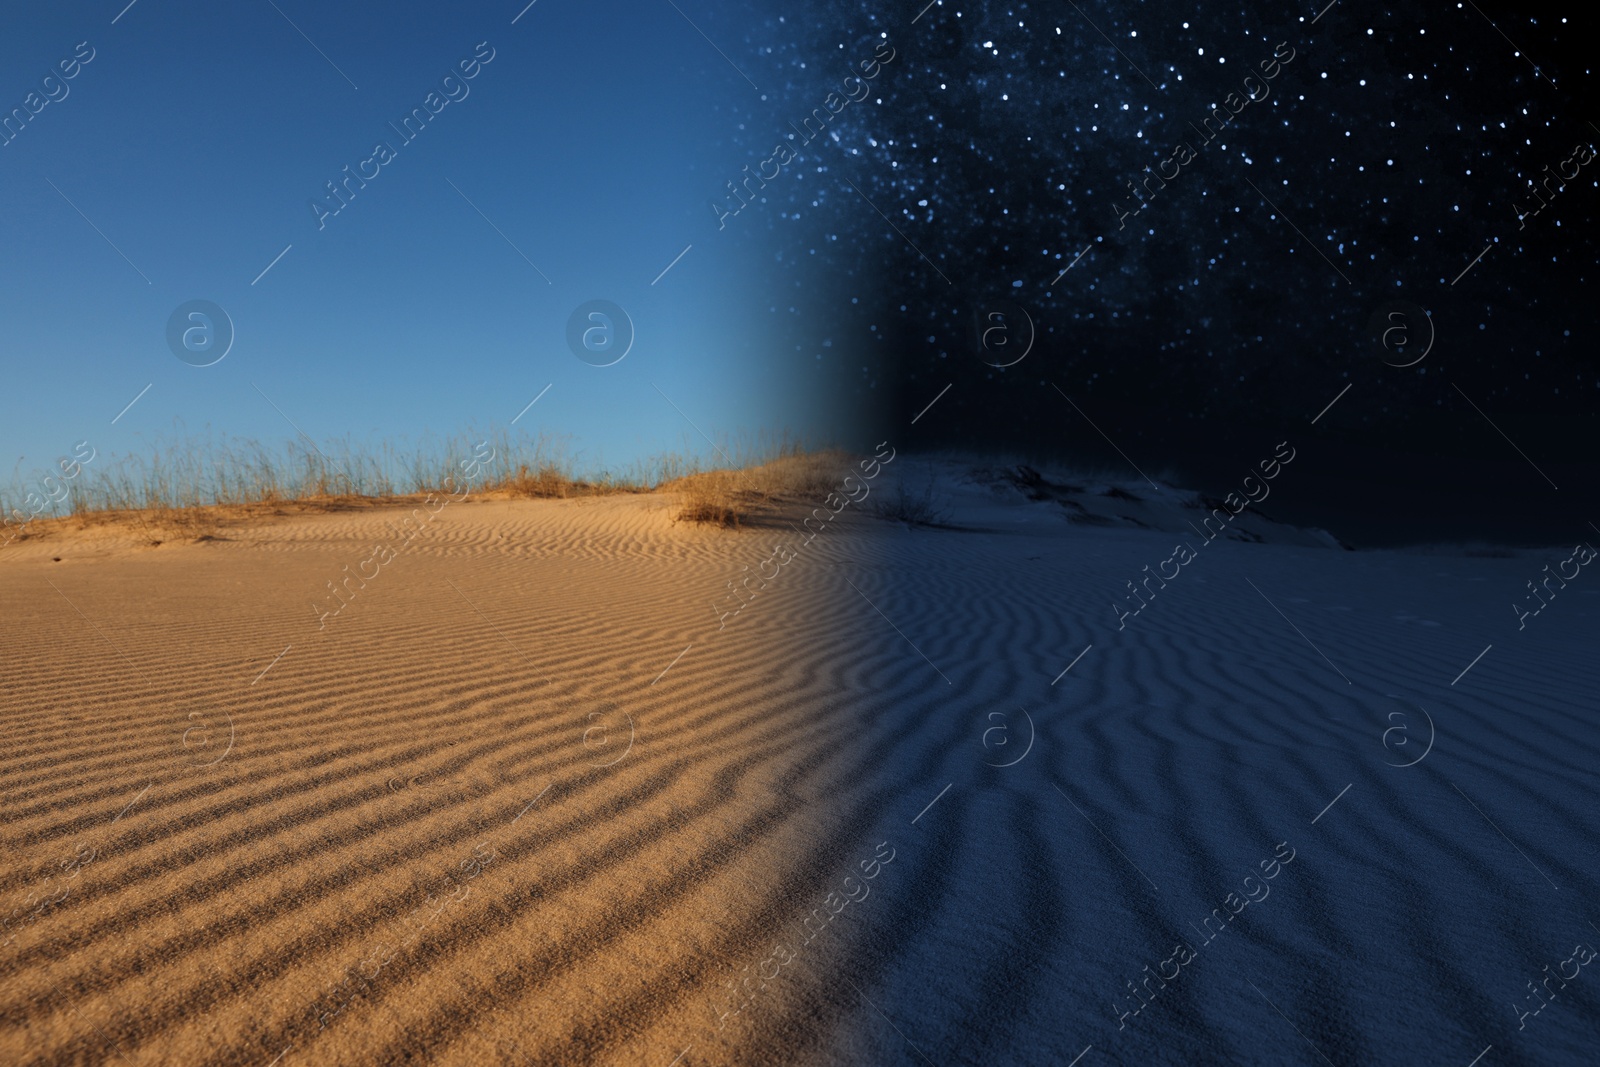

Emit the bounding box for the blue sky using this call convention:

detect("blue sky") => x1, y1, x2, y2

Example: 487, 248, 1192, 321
1, 0, 833, 484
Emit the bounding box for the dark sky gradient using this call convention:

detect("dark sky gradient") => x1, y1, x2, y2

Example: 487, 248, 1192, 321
735, 0, 1598, 543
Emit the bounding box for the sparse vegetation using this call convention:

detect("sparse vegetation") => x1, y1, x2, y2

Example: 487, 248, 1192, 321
671, 469, 744, 528
666, 449, 854, 528
870, 471, 950, 528
0, 428, 848, 543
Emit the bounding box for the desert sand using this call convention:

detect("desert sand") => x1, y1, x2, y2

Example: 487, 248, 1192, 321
3, 460, 1598, 1065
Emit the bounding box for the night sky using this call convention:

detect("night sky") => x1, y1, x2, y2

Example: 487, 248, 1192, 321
723, 0, 1598, 544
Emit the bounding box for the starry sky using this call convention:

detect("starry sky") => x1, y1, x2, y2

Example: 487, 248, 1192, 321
728, 0, 1598, 543
1, 0, 1593, 543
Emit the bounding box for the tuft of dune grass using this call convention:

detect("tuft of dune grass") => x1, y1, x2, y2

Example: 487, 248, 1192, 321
868, 471, 951, 527
665, 449, 854, 528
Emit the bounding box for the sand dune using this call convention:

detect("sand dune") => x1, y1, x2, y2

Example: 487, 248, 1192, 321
3, 464, 1597, 1065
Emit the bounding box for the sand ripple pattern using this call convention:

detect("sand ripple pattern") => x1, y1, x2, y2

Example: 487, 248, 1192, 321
2, 501, 1598, 1065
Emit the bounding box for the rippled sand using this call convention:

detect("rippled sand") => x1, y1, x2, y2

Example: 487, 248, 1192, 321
3, 471, 1597, 1065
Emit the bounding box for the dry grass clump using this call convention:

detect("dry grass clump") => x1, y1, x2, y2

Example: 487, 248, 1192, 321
477, 431, 652, 499
672, 469, 745, 528
667, 449, 853, 528
869, 473, 951, 527
748, 450, 853, 500
494, 462, 582, 499
491, 463, 661, 500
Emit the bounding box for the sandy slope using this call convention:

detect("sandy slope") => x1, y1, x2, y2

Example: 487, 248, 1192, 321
2, 465, 1598, 1066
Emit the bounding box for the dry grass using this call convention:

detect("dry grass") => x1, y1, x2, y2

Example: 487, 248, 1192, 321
665, 450, 854, 528
670, 469, 745, 528
46, 494, 452, 546
869, 471, 951, 528
0, 430, 843, 544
